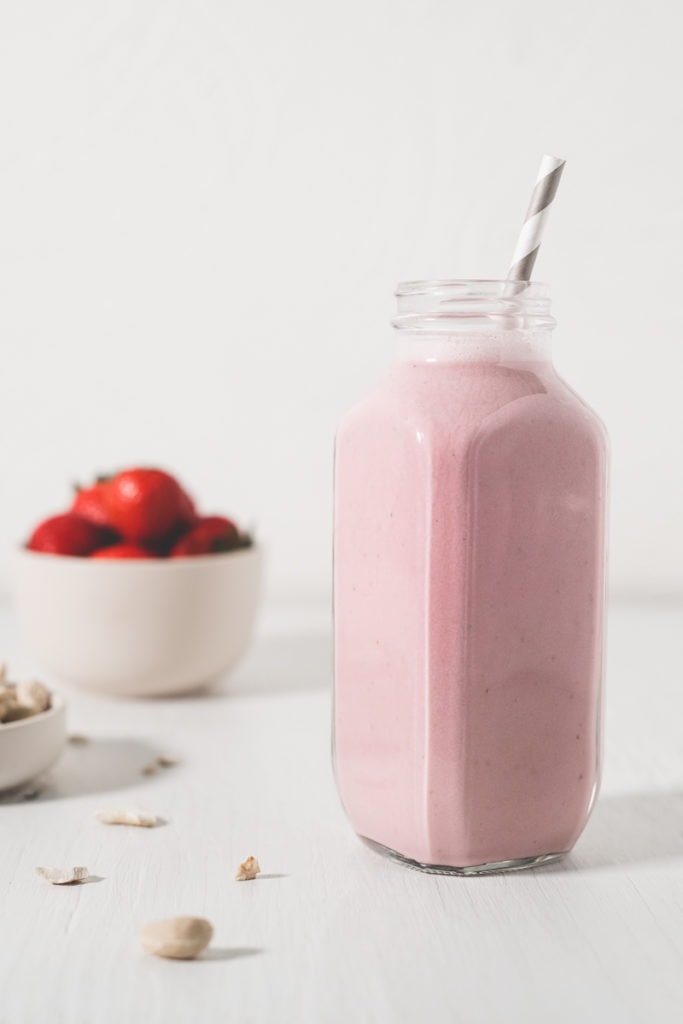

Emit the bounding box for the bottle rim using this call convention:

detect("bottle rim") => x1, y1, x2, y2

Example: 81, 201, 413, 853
394, 279, 550, 296
392, 279, 555, 332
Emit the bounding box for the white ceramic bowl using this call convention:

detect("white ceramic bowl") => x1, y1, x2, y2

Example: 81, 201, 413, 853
15, 546, 263, 697
0, 694, 66, 791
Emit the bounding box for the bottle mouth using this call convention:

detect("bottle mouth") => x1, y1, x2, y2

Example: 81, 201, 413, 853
392, 279, 555, 332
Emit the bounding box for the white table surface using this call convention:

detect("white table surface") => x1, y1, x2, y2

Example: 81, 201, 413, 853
0, 597, 682, 1024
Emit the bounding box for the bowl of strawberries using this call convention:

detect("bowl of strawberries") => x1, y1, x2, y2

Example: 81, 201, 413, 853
15, 468, 262, 697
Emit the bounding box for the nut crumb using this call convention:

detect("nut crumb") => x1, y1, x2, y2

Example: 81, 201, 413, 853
68, 734, 90, 746
157, 755, 179, 768
36, 866, 89, 885
141, 756, 178, 775
96, 807, 159, 828
235, 855, 261, 881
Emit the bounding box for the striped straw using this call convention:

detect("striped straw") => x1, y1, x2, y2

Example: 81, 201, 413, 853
507, 154, 566, 282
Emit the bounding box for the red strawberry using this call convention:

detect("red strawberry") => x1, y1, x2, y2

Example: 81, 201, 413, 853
105, 469, 196, 543
177, 488, 198, 530
171, 515, 240, 557
91, 543, 156, 560
71, 478, 113, 529
27, 514, 114, 557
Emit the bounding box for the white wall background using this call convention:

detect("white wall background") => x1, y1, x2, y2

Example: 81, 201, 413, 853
0, 0, 681, 601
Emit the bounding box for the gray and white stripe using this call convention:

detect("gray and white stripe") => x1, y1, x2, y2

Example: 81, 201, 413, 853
507, 154, 566, 282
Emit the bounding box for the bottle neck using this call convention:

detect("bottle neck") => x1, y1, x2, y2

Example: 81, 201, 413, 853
392, 279, 555, 365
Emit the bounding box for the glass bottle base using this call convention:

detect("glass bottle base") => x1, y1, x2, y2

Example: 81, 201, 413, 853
360, 835, 564, 876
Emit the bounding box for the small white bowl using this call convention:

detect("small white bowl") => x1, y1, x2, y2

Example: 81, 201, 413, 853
0, 694, 66, 791
14, 545, 263, 698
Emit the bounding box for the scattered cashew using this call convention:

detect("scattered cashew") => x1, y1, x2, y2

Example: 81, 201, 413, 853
235, 856, 261, 881
96, 807, 159, 828
140, 917, 213, 960
36, 866, 89, 885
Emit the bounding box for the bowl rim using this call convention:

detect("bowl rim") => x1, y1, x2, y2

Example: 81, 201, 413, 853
14, 543, 261, 570
0, 692, 66, 733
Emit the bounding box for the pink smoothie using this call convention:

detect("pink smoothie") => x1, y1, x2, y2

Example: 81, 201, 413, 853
333, 337, 607, 870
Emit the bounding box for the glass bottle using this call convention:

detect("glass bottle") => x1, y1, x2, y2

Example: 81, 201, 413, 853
333, 280, 608, 874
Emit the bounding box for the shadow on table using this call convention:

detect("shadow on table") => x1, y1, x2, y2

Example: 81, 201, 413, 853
199, 947, 265, 962
0, 737, 164, 803
214, 629, 332, 697
544, 790, 683, 872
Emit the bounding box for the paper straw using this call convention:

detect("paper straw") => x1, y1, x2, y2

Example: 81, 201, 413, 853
507, 155, 566, 282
